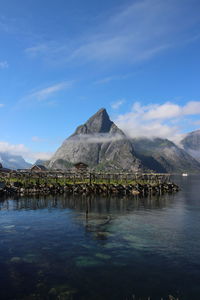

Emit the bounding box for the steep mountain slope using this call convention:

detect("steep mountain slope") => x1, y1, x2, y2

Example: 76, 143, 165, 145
180, 130, 200, 162
0, 152, 32, 170
133, 137, 200, 173
49, 108, 140, 171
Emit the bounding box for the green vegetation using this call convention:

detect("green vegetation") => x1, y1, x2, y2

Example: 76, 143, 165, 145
0, 173, 169, 187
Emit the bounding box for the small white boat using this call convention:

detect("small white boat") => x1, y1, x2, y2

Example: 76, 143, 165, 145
182, 173, 188, 176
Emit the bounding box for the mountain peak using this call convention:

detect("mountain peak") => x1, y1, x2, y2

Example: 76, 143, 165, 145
74, 108, 113, 135
49, 108, 141, 171
95, 107, 107, 114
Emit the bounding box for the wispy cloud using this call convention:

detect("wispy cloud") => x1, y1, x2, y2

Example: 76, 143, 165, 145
115, 101, 200, 142
18, 80, 74, 107
25, 44, 49, 58
29, 81, 73, 101
95, 76, 119, 85
94, 74, 129, 85
111, 99, 125, 110
0, 104, 4, 108
0, 61, 8, 69
69, 133, 124, 144
24, 0, 200, 67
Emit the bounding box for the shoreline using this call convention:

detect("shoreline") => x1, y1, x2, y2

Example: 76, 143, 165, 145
0, 181, 179, 197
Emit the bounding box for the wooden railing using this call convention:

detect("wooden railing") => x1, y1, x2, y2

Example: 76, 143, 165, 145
0, 170, 171, 185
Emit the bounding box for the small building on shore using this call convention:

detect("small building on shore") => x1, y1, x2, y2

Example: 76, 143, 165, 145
73, 162, 88, 172
30, 165, 48, 172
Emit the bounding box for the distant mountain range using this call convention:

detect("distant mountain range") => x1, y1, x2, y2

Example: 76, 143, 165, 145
1, 109, 200, 173
0, 152, 31, 170
48, 108, 200, 173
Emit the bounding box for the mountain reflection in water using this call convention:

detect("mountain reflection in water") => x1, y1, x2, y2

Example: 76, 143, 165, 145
0, 193, 173, 212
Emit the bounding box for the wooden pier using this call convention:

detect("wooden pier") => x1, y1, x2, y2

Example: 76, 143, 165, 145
0, 170, 172, 185
0, 171, 178, 197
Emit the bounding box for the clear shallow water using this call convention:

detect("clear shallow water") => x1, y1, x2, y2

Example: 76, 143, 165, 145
0, 176, 200, 299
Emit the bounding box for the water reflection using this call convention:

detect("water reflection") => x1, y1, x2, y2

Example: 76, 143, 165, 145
0, 177, 200, 300
0, 192, 176, 213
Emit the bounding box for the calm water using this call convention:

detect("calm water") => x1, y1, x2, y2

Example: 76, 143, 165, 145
0, 176, 200, 300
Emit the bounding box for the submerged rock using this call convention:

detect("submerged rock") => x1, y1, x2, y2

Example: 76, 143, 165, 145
95, 253, 111, 260
10, 256, 21, 263
3, 225, 15, 229
75, 256, 102, 267
48, 287, 57, 296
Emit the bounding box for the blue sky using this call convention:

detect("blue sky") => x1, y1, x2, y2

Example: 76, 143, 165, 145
0, 0, 200, 162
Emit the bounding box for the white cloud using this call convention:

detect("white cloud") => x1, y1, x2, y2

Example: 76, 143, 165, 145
144, 101, 200, 120
111, 99, 125, 110
143, 103, 181, 120
0, 61, 8, 69
30, 151, 52, 162
182, 101, 200, 115
0, 141, 52, 163
115, 101, 200, 141
0, 103, 4, 107
70, 133, 124, 144
0, 142, 28, 155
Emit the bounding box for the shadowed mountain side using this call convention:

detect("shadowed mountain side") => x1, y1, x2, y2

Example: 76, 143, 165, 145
132, 138, 200, 173
181, 129, 200, 162
134, 153, 167, 173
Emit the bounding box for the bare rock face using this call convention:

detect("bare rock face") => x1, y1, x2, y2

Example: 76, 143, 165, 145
180, 130, 200, 162
73, 108, 114, 134
49, 108, 140, 171
132, 137, 200, 173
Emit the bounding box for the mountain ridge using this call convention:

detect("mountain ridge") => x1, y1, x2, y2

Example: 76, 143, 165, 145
180, 129, 200, 162
132, 137, 200, 173
49, 108, 200, 173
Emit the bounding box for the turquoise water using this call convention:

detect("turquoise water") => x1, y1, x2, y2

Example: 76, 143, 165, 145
0, 176, 200, 299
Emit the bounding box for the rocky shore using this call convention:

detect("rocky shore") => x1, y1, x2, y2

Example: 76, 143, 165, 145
0, 181, 179, 197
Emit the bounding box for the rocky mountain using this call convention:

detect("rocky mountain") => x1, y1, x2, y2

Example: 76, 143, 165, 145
180, 129, 200, 162
49, 108, 140, 171
132, 137, 200, 173
0, 152, 32, 170
48, 108, 200, 173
